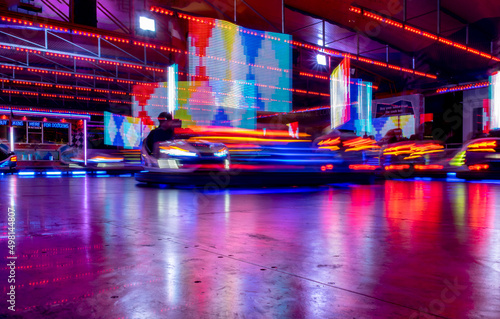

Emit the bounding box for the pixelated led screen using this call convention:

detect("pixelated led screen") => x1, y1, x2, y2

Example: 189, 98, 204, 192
370, 115, 415, 141
330, 58, 350, 129
133, 18, 292, 129
490, 72, 500, 130
104, 112, 154, 148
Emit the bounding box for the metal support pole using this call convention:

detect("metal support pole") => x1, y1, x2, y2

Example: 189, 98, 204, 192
281, 0, 284, 33
403, 0, 406, 23
322, 20, 325, 47
412, 56, 415, 69
98, 36, 101, 57
466, 25, 469, 45
386, 45, 389, 63
83, 119, 87, 166
234, 0, 237, 22
437, 0, 440, 35
357, 33, 359, 56
45, 29, 48, 49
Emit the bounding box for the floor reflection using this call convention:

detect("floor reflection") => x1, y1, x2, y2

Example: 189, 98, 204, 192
0, 176, 499, 318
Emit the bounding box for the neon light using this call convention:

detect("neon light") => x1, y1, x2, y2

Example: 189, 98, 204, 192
331, 58, 350, 129
71, 171, 86, 175
159, 146, 198, 157
491, 73, 500, 130
349, 164, 378, 170
83, 119, 87, 166
469, 164, 489, 171
317, 138, 340, 146
350, 6, 494, 63
468, 141, 497, 149
318, 146, 340, 151
9, 126, 14, 152
168, 64, 178, 116
18, 172, 35, 176
436, 82, 490, 94
414, 165, 443, 170
384, 164, 410, 170
46, 171, 62, 175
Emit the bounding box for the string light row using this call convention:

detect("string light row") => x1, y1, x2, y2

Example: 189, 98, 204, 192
349, 6, 500, 63
1, 61, 328, 100
149, 6, 437, 78
0, 105, 101, 116
174, 71, 328, 97
1, 11, 435, 80
0, 89, 132, 104
0, 45, 165, 73
299, 72, 380, 89
436, 81, 490, 94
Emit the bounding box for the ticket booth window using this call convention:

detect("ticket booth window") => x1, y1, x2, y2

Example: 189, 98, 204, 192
12, 122, 26, 143
0, 119, 8, 142
43, 122, 70, 144
27, 121, 42, 143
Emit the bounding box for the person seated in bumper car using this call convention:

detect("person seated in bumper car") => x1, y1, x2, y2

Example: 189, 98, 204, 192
146, 112, 179, 155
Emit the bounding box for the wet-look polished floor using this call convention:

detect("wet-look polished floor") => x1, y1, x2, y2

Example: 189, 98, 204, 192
1, 176, 499, 318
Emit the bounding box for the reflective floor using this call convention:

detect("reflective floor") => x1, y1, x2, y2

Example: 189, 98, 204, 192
1, 176, 500, 318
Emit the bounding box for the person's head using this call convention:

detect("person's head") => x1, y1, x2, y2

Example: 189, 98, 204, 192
157, 112, 173, 130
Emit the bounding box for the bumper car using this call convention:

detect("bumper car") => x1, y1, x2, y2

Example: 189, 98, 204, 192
454, 136, 500, 180
313, 129, 382, 174
0, 144, 16, 171
380, 140, 452, 178
135, 138, 230, 185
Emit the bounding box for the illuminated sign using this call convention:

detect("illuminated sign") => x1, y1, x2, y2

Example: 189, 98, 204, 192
43, 122, 70, 129
12, 120, 24, 126
0, 120, 7, 125
375, 100, 414, 118
28, 121, 41, 128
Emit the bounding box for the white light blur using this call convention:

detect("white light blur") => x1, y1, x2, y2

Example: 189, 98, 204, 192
168, 64, 178, 116
491, 73, 500, 129
316, 54, 327, 66
139, 16, 155, 32
9, 126, 14, 152
84, 119, 87, 166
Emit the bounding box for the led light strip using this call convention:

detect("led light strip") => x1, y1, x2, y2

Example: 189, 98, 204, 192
0, 105, 100, 116
1, 11, 436, 80
150, 6, 437, 79
299, 72, 379, 89
1, 61, 326, 99
349, 6, 500, 63
0, 89, 132, 105
436, 81, 491, 94
0, 45, 164, 73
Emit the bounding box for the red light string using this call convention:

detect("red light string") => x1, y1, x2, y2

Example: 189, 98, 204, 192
349, 6, 500, 63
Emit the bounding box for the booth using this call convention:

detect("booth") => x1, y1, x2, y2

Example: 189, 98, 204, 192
0, 107, 91, 166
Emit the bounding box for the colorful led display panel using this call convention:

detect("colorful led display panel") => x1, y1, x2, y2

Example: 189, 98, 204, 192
490, 72, 500, 130
371, 115, 415, 140
330, 58, 350, 129
104, 112, 154, 148
132, 19, 292, 129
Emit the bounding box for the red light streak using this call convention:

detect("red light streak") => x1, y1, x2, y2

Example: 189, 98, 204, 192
468, 164, 489, 171
414, 165, 443, 170
349, 164, 378, 170
385, 164, 410, 170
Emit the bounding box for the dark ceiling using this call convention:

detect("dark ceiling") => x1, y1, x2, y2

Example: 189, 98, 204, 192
153, 0, 500, 91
